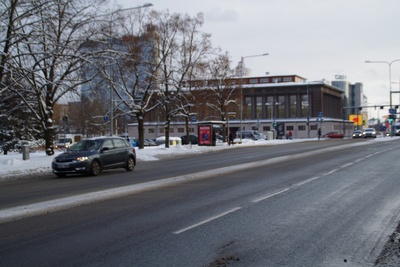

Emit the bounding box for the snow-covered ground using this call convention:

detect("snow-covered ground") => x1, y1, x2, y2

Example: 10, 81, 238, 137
0, 137, 396, 182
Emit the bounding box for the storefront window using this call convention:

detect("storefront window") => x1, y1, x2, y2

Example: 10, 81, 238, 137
277, 95, 285, 117
289, 95, 296, 118
301, 94, 309, 117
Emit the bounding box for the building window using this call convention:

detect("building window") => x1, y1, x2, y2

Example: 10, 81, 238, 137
265, 96, 274, 119
245, 97, 252, 119
272, 77, 281, 83
260, 78, 269, 83
159, 128, 164, 134
286, 125, 294, 131
301, 94, 309, 118
283, 77, 292, 82
148, 128, 155, 133
277, 95, 285, 117
289, 95, 296, 118
249, 79, 258, 84
311, 125, 317, 130
256, 96, 263, 119
263, 126, 271, 131
298, 125, 306, 131
178, 128, 185, 133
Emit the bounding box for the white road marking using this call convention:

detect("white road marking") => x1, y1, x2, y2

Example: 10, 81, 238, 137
322, 168, 339, 176
295, 176, 321, 187
340, 162, 354, 168
252, 188, 291, 203
173, 207, 242, 234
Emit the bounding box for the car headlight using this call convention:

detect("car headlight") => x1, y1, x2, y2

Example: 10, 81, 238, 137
76, 156, 89, 162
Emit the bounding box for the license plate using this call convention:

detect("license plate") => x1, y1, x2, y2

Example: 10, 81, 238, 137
58, 163, 69, 168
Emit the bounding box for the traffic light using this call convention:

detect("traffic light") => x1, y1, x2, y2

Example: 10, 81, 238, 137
389, 114, 396, 123
273, 122, 277, 127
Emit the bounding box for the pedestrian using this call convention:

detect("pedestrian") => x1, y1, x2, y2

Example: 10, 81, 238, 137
229, 132, 234, 145
318, 128, 321, 140
288, 130, 293, 140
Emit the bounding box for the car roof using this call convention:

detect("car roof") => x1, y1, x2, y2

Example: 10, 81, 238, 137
83, 136, 124, 141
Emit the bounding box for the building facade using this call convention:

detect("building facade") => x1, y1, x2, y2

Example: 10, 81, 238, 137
128, 75, 354, 139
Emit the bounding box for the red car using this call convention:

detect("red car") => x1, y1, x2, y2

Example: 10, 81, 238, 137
323, 132, 344, 139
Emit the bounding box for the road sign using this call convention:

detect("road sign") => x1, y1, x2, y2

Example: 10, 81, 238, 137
318, 111, 323, 117
389, 108, 397, 114
103, 115, 109, 122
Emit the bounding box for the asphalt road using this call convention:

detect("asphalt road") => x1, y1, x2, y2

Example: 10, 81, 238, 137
1, 138, 400, 266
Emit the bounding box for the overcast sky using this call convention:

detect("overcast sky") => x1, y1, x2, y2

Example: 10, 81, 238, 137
119, 0, 400, 119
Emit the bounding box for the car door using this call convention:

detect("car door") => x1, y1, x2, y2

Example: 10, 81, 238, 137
100, 139, 116, 167
112, 138, 130, 166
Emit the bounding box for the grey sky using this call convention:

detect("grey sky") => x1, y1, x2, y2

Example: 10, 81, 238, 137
120, 0, 400, 119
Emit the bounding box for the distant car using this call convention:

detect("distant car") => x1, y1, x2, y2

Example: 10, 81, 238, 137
144, 139, 157, 146
54, 138, 74, 149
181, 134, 198, 145
352, 130, 362, 138
52, 137, 136, 177
131, 138, 157, 147
323, 132, 344, 139
236, 130, 263, 140
362, 128, 377, 138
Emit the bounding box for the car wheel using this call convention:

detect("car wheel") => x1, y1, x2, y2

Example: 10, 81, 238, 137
125, 157, 135, 172
90, 160, 101, 176
55, 173, 66, 178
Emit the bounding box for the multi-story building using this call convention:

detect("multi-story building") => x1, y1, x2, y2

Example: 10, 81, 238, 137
128, 74, 354, 139
332, 75, 367, 129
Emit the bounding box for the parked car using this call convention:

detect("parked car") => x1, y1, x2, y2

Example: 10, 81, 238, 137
181, 134, 198, 145
362, 128, 377, 138
52, 137, 136, 177
131, 138, 157, 147
323, 132, 344, 139
144, 139, 157, 146
352, 130, 363, 138
236, 130, 264, 140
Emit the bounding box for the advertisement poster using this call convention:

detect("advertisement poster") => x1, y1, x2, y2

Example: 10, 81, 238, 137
198, 125, 212, 145
276, 123, 285, 139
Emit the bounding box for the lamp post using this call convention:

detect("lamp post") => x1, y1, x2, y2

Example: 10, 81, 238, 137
239, 53, 269, 142
365, 59, 400, 136
108, 3, 153, 136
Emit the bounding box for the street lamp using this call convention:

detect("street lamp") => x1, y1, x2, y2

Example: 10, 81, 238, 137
239, 53, 269, 142
365, 59, 400, 136
107, 3, 153, 136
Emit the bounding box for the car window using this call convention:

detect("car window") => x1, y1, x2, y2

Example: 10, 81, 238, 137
122, 139, 132, 147
113, 139, 127, 148
69, 140, 101, 151
103, 140, 115, 150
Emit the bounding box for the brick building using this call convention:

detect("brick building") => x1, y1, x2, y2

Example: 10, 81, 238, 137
128, 75, 354, 139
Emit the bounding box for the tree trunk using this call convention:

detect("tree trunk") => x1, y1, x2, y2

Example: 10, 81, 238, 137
137, 113, 145, 149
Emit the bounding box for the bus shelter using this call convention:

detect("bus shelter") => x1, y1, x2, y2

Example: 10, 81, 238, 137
197, 121, 226, 146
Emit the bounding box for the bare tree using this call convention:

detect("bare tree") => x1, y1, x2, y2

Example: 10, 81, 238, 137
91, 10, 213, 149
5, 0, 107, 155
202, 52, 238, 141
151, 10, 212, 148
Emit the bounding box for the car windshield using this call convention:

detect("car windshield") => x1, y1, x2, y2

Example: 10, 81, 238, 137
57, 138, 72, 143
69, 140, 102, 151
